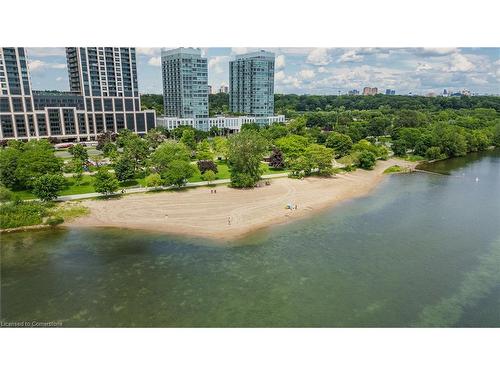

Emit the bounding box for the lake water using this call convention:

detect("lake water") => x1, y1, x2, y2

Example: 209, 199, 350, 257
1, 150, 499, 327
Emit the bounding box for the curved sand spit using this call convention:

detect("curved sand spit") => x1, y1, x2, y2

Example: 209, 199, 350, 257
66, 159, 416, 240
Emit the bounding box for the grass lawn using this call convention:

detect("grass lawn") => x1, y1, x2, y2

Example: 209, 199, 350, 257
10, 160, 289, 199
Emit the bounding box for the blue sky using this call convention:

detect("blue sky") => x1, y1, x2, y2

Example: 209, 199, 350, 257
25, 47, 499, 95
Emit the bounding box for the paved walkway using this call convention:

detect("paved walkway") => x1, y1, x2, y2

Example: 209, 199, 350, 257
56, 173, 289, 201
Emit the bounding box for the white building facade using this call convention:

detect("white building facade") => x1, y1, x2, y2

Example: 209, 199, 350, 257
157, 114, 285, 132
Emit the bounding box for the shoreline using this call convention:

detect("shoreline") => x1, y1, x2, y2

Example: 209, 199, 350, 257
65, 159, 416, 241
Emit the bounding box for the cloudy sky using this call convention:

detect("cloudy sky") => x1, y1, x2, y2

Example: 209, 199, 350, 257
25, 47, 499, 95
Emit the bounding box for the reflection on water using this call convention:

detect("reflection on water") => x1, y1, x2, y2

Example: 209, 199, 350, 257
1, 150, 499, 327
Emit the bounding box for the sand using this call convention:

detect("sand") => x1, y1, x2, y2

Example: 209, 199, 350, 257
66, 159, 416, 240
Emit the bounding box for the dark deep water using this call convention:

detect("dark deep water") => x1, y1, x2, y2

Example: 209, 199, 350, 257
1, 150, 499, 327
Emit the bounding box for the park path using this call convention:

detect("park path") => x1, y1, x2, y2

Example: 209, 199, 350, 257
56, 173, 289, 202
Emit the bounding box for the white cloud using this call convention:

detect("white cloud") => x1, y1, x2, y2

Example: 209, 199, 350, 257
275, 71, 286, 81
56, 76, 64, 81
231, 47, 249, 55
208, 56, 230, 74
276, 55, 286, 69
136, 48, 161, 56
306, 48, 331, 65
298, 69, 315, 80
148, 56, 161, 66
416, 62, 433, 71
27, 48, 66, 57
447, 53, 475, 72
337, 49, 363, 63
28, 60, 46, 71
415, 48, 459, 56
318, 67, 328, 73
28, 60, 66, 71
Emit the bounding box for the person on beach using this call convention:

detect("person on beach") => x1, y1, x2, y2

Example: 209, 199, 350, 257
228, 216, 231, 225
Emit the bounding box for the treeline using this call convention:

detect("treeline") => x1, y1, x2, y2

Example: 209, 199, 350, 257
140, 93, 500, 116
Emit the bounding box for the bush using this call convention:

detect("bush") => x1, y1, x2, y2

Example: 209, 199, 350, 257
357, 151, 376, 170
0, 201, 49, 229
145, 173, 163, 188
425, 146, 444, 160
114, 156, 135, 181
0, 185, 13, 202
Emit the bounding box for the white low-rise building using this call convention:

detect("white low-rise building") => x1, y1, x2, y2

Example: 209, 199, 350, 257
156, 115, 285, 132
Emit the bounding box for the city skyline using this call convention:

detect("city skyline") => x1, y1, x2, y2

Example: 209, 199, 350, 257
23, 47, 499, 96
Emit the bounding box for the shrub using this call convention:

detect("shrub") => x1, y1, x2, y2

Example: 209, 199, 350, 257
425, 146, 444, 160
357, 151, 376, 170
145, 173, 163, 188
0, 185, 14, 202
93, 168, 119, 195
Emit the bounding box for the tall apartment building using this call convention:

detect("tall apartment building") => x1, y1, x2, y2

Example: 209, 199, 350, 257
229, 50, 275, 118
0, 47, 155, 141
385, 89, 396, 95
161, 48, 209, 129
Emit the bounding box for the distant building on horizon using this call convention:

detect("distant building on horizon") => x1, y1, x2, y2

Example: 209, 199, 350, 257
385, 89, 396, 95
363, 87, 378, 96
229, 50, 275, 117
348, 89, 360, 95
161, 48, 208, 129
208, 85, 213, 95
219, 85, 229, 94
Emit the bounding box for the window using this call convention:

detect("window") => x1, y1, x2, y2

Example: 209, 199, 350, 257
93, 98, 102, 111
104, 98, 113, 111
12, 97, 23, 112
15, 115, 27, 136
1, 115, 14, 137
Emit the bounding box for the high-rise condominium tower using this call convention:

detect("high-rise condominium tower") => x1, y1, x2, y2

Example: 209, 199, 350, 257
0, 47, 155, 141
229, 50, 275, 118
161, 48, 208, 129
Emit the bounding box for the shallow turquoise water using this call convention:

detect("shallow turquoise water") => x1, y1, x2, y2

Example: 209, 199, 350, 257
1, 150, 499, 327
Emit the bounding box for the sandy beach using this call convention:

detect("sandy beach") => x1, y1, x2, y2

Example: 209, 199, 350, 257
66, 159, 416, 240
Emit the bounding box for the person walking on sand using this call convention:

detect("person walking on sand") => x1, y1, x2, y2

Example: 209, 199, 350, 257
214, 189, 217, 194
228, 216, 231, 225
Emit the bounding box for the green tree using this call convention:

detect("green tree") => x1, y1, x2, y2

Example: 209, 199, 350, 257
274, 135, 310, 160
357, 151, 376, 170
71, 159, 85, 186
151, 141, 191, 174
15, 140, 63, 189
196, 139, 214, 160
162, 160, 196, 188
493, 123, 500, 147
114, 156, 135, 181
241, 123, 261, 132
180, 129, 197, 151
305, 144, 334, 175
0, 147, 21, 188
325, 132, 353, 157
145, 129, 166, 149
391, 139, 407, 156
212, 137, 229, 160
202, 170, 216, 185
93, 168, 119, 196
32, 174, 66, 202
68, 144, 88, 162
122, 135, 149, 172
288, 156, 312, 178
228, 131, 268, 188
